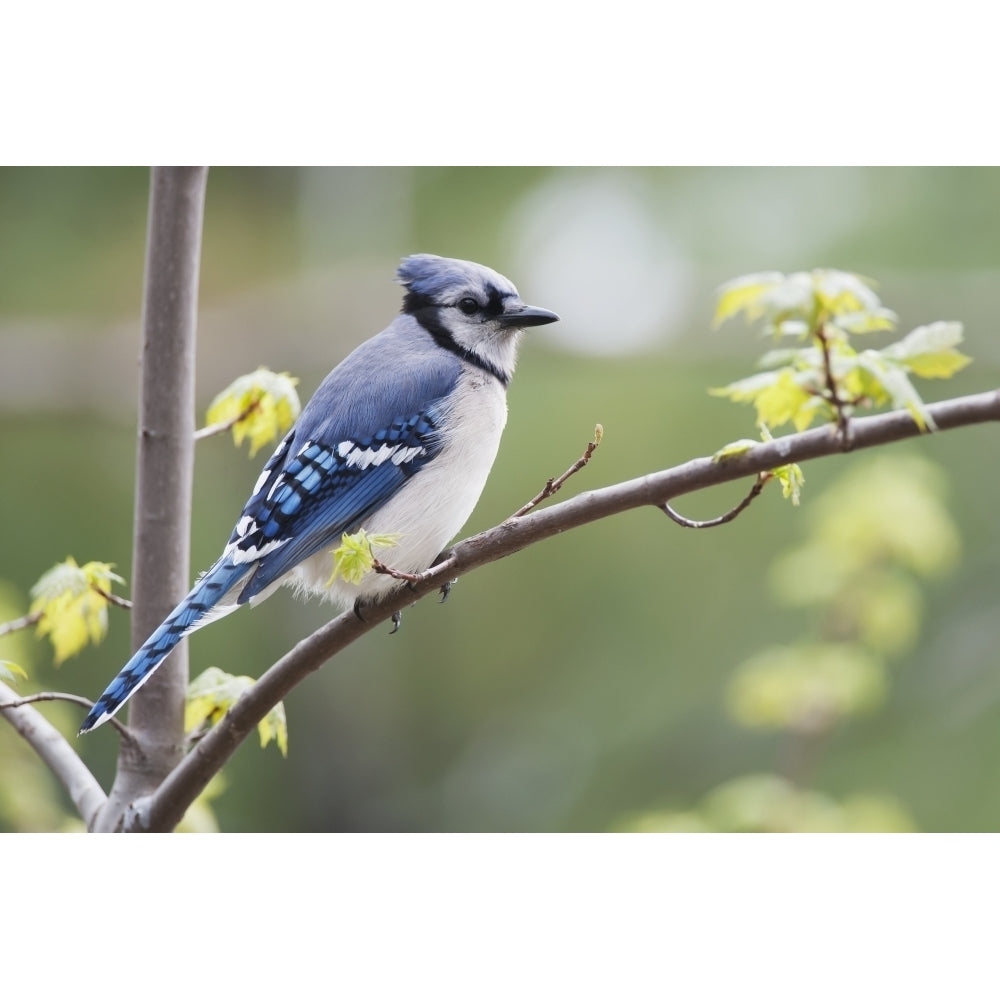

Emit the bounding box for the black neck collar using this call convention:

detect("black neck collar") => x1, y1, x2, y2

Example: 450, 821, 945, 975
404, 297, 510, 388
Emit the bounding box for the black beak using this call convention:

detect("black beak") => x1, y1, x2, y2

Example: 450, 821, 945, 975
497, 304, 560, 329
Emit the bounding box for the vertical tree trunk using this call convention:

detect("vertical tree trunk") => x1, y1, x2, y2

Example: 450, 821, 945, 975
93, 166, 207, 831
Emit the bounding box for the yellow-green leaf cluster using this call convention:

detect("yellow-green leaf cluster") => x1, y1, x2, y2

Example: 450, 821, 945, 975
29, 559, 125, 664
619, 775, 915, 833
205, 367, 301, 457
772, 462, 804, 506
711, 269, 971, 435
770, 455, 960, 595
186, 666, 288, 756
727, 642, 886, 732
880, 321, 972, 378
327, 529, 402, 586
765, 454, 959, 663
714, 269, 894, 338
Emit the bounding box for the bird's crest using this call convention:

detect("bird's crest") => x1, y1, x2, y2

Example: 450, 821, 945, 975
397, 253, 518, 303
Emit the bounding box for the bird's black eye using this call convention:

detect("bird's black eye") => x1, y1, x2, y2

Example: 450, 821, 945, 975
457, 297, 479, 316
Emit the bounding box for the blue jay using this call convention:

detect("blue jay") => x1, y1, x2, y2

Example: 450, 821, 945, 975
79, 254, 558, 734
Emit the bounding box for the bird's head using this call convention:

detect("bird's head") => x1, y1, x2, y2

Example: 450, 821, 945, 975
398, 253, 559, 385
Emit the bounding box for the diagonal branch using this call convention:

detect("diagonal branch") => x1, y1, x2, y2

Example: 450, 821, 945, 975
0, 679, 107, 827
129, 388, 1000, 831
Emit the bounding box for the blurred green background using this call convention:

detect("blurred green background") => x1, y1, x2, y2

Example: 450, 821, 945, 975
2, 166, 999, 832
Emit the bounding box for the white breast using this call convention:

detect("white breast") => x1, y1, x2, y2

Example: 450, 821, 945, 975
289, 369, 509, 608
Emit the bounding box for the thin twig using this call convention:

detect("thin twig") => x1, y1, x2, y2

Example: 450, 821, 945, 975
816, 322, 852, 447
193, 398, 262, 441
0, 609, 42, 638
91, 585, 133, 610
0, 589, 128, 641
371, 558, 421, 584
0, 690, 136, 744
509, 425, 603, 519
662, 474, 770, 528
0, 679, 108, 826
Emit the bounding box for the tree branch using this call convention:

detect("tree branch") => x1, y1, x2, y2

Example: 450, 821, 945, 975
93, 166, 207, 832
1, 691, 135, 743
662, 474, 768, 528
0, 679, 106, 828
0, 610, 42, 638
131, 388, 1000, 831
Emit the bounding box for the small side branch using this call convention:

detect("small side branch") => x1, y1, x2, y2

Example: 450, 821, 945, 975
0, 679, 107, 827
1, 588, 127, 641
91, 585, 132, 610
510, 425, 603, 519
0, 610, 42, 638
371, 558, 421, 584
0, 690, 135, 744
194, 398, 262, 442
662, 474, 769, 528
816, 323, 853, 447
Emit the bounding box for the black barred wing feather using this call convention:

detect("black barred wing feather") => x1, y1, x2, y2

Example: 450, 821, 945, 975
229, 408, 444, 603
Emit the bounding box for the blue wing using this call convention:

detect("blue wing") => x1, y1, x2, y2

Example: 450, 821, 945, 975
231, 405, 447, 601
80, 327, 462, 733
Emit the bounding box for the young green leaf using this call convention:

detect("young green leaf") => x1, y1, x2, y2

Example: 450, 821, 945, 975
0, 660, 28, 683
29, 559, 126, 664
714, 268, 893, 341
812, 270, 882, 318
773, 463, 805, 506
258, 700, 288, 757
727, 642, 887, 732
186, 666, 288, 756
855, 352, 935, 431
712, 439, 758, 462
327, 529, 402, 586
879, 321, 972, 378
204, 367, 301, 457
712, 271, 784, 327
831, 308, 898, 335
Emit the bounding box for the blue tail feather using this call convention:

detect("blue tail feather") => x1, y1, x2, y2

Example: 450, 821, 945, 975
78, 559, 251, 734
